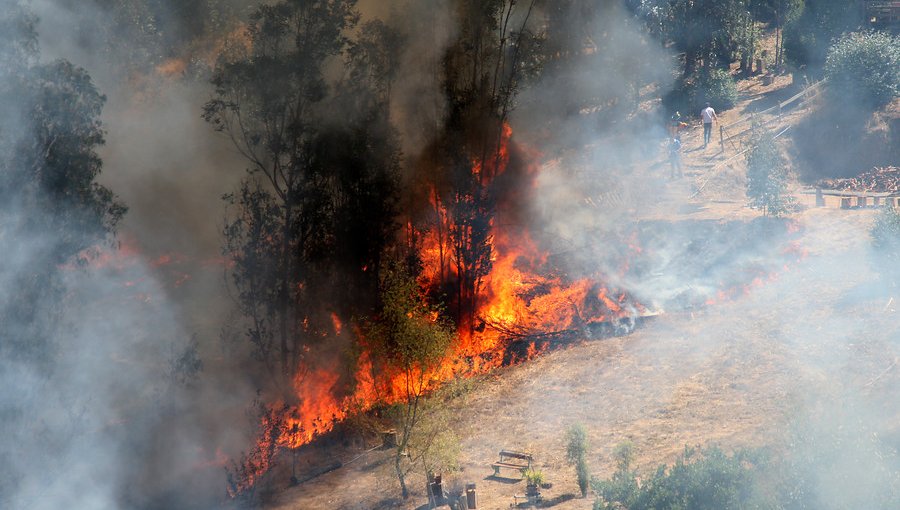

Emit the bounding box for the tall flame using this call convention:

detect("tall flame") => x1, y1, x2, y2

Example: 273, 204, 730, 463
234, 123, 642, 493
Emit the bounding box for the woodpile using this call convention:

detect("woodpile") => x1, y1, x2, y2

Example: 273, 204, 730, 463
817, 166, 900, 193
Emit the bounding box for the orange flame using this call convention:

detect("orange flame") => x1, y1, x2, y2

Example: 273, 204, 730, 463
235, 123, 643, 494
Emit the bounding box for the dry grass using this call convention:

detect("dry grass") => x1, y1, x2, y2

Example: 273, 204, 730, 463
269, 203, 900, 510
266, 52, 900, 510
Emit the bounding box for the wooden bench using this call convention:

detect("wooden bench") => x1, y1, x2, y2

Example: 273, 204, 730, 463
491, 449, 533, 477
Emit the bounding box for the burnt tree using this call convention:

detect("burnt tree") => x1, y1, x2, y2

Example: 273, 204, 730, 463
204, 0, 401, 391
414, 0, 540, 334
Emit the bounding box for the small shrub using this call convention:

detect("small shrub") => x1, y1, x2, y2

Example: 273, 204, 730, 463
870, 206, 900, 287
524, 468, 545, 487
825, 31, 900, 109
593, 446, 768, 510
697, 68, 738, 111
664, 68, 737, 116
576, 457, 591, 498
566, 424, 590, 497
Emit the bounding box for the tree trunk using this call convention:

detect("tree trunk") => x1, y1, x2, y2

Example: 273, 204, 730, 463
684, 48, 697, 77
280, 199, 293, 377
395, 455, 409, 499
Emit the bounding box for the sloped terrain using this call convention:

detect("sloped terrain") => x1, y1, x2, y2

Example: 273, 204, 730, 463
264, 62, 900, 510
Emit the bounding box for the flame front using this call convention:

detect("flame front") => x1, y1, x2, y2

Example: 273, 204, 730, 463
239, 124, 642, 491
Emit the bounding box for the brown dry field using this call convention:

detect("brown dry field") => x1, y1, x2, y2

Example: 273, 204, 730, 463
267, 202, 899, 510
266, 71, 900, 510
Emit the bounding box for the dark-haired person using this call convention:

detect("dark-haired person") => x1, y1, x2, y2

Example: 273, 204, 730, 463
669, 135, 683, 179
700, 102, 717, 148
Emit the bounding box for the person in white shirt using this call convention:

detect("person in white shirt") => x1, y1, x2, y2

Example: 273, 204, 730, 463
700, 102, 718, 148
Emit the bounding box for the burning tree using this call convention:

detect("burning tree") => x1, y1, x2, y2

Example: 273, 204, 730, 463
412, 0, 541, 334
203, 0, 401, 390
206, 1, 645, 497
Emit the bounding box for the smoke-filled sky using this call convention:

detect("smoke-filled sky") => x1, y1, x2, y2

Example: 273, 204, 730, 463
1, 1, 898, 509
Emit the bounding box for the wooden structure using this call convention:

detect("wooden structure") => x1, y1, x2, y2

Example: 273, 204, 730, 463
862, 1, 900, 27
491, 449, 533, 477
802, 188, 900, 209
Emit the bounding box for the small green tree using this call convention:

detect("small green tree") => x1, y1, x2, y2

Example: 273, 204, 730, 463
825, 31, 900, 109
870, 206, 900, 288
409, 399, 460, 485
746, 126, 792, 217
593, 441, 639, 510
565, 424, 590, 497
365, 261, 455, 499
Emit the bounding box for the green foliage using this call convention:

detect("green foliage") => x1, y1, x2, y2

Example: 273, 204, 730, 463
746, 126, 792, 217
537, 1, 670, 117
870, 206, 900, 287
400, 396, 461, 480
525, 468, 546, 487
748, 0, 804, 25
566, 423, 590, 496
367, 261, 454, 373
699, 68, 739, 110
775, 414, 900, 509
566, 424, 589, 464
783, 0, 861, 71
592, 442, 639, 510
576, 457, 591, 498
824, 31, 900, 109
665, 68, 738, 115
366, 260, 455, 499
593, 446, 768, 510
613, 441, 636, 471
635, 0, 752, 75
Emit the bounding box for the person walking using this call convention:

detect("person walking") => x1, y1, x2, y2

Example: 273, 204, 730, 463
700, 102, 718, 148
668, 135, 683, 178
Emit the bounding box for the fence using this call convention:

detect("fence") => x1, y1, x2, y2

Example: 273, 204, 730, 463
691, 79, 825, 198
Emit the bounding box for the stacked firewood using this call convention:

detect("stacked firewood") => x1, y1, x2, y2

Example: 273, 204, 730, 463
817, 167, 900, 193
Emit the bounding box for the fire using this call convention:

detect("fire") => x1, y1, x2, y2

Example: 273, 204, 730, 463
279, 367, 348, 448
330, 313, 343, 336
235, 123, 644, 493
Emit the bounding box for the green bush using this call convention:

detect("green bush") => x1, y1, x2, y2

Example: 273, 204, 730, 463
566, 424, 590, 497
592, 446, 768, 510
698, 69, 738, 110
664, 68, 738, 116
524, 468, 545, 487
746, 125, 792, 217
870, 206, 900, 287
824, 31, 900, 109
